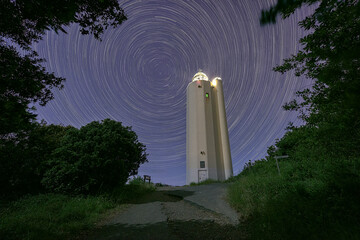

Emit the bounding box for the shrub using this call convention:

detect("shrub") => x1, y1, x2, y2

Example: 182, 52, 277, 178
0, 194, 113, 240
109, 176, 156, 203
0, 122, 72, 199
128, 176, 145, 185
42, 119, 148, 195
189, 179, 221, 186
228, 152, 360, 239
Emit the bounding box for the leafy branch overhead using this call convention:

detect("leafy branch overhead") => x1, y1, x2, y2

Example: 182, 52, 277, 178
0, 0, 127, 136
233, 1, 360, 238
260, 0, 319, 25
0, 44, 65, 135
263, 0, 360, 133
0, 0, 127, 47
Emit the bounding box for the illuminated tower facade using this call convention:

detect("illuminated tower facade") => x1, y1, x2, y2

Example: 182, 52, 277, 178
186, 71, 233, 184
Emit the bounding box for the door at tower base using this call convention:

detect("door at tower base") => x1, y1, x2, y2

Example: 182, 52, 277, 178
198, 170, 207, 182
186, 71, 233, 185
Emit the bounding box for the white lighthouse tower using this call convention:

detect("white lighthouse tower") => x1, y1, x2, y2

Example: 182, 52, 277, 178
186, 71, 233, 185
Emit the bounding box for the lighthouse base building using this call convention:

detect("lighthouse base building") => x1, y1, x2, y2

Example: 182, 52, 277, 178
186, 71, 233, 185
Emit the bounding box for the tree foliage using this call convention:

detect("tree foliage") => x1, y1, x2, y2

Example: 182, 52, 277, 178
42, 119, 148, 195
0, 122, 72, 198
1, 119, 147, 198
262, 0, 360, 157
260, 0, 319, 25
0, 0, 127, 136
1, 0, 127, 47
0, 44, 65, 135
229, 1, 360, 238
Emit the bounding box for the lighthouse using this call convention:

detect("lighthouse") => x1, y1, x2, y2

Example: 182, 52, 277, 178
186, 71, 233, 184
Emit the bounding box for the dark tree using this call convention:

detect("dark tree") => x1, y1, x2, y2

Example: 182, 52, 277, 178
1, 0, 127, 47
260, 0, 319, 25
0, 122, 73, 198
256, 2, 360, 237
0, 45, 65, 136
261, 0, 360, 156
0, 0, 127, 136
42, 119, 148, 195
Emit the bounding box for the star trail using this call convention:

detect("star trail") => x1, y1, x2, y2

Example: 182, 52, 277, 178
33, 0, 313, 185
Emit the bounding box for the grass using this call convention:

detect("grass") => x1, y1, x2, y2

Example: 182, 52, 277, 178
189, 179, 222, 186
108, 178, 156, 204
227, 157, 360, 240
0, 178, 157, 240
0, 194, 114, 240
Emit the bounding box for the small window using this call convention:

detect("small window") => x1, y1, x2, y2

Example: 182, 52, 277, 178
200, 161, 205, 168
205, 93, 209, 98
198, 85, 202, 88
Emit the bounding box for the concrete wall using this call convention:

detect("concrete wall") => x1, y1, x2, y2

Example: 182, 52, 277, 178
186, 76, 233, 184
213, 79, 233, 179
186, 80, 208, 184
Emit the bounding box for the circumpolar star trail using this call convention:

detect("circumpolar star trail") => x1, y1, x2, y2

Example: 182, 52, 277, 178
34, 0, 313, 185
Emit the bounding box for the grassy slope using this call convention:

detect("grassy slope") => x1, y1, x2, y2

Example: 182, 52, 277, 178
0, 180, 156, 240
189, 179, 221, 186
0, 194, 113, 240
228, 157, 360, 240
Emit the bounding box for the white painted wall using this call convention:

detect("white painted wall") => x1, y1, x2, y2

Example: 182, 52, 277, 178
186, 72, 233, 184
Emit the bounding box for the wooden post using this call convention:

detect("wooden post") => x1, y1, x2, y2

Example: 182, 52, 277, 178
143, 175, 151, 183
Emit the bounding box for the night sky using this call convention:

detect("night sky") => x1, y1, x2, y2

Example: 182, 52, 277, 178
33, 0, 313, 186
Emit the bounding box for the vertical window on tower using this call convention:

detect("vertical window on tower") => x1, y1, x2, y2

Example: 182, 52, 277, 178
205, 93, 209, 98
200, 161, 205, 168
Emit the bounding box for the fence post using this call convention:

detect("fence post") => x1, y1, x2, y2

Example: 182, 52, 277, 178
274, 155, 289, 175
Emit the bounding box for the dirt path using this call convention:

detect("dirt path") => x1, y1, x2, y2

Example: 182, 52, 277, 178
168, 184, 239, 225
84, 183, 245, 240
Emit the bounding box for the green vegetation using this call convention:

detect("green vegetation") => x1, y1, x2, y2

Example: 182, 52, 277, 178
228, 150, 360, 239
42, 119, 147, 195
0, 4, 147, 240
228, 1, 360, 239
189, 179, 221, 186
109, 176, 156, 203
0, 194, 114, 240
1, 119, 147, 198
0, 122, 73, 199
0, 177, 156, 240
1, 0, 126, 136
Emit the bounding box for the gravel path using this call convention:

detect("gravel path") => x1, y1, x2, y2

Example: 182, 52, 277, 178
106, 202, 167, 225
102, 183, 238, 226
162, 200, 232, 225
85, 183, 243, 239
169, 184, 239, 225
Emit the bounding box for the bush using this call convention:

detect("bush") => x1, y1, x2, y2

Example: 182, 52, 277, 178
42, 119, 148, 195
189, 179, 221, 186
129, 176, 146, 185
109, 176, 156, 203
228, 152, 360, 239
0, 194, 114, 240
0, 122, 72, 199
